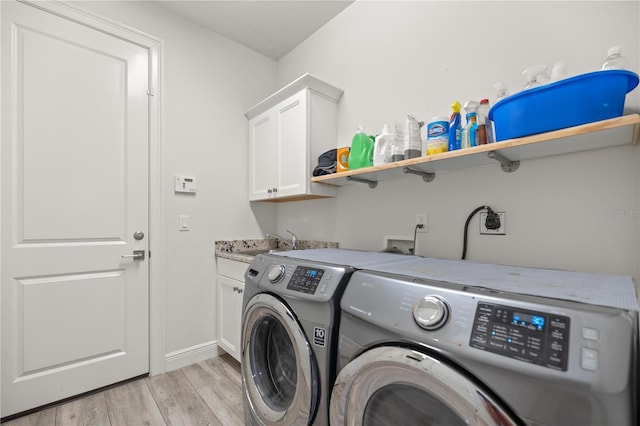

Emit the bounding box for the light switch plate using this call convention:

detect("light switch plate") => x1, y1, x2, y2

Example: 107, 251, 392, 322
179, 215, 190, 231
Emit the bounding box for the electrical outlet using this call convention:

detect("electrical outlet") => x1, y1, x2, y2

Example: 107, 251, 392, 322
415, 213, 428, 233
480, 212, 506, 235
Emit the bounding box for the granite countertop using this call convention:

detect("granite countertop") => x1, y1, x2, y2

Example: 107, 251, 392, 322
215, 239, 339, 263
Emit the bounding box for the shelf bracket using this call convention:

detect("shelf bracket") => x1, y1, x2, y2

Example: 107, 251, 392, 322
488, 151, 520, 173
347, 176, 378, 188
403, 167, 435, 182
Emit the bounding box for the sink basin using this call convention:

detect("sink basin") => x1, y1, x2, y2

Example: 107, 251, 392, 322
236, 248, 286, 256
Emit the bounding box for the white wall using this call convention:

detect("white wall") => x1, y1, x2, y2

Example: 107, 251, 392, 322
276, 1, 640, 281
68, 1, 640, 365
73, 1, 278, 357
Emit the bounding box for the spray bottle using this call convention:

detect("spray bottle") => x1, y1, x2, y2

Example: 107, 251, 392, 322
461, 100, 479, 149
602, 46, 629, 70
448, 101, 462, 152
493, 82, 509, 104
522, 64, 549, 90
550, 62, 568, 82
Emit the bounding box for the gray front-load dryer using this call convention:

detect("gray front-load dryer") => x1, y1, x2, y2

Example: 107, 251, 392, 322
331, 263, 638, 426
241, 252, 354, 425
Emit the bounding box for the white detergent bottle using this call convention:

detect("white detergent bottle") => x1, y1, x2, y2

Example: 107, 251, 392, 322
373, 124, 393, 166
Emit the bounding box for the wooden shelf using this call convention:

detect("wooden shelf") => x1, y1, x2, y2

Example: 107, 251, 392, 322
311, 114, 640, 187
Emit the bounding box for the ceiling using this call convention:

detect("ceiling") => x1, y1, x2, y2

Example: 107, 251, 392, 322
153, 1, 354, 60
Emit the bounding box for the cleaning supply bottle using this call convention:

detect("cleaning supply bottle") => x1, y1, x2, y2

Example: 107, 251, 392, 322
493, 82, 509, 104
373, 124, 394, 166
522, 64, 548, 90
426, 117, 449, 155
448, 101, 462, 152
602, 45, 629, 70
549, 62, 568, 82
391, 121, 405, 161
336, 146, 350, 172
404, 114, 423, 159
461, 100, 479, 149
476, 99, 490, 145
348, 126, 374, 170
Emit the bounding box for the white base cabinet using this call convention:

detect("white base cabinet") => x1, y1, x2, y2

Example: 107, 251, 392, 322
246, 73, 343, 201
216, 257, 248, 362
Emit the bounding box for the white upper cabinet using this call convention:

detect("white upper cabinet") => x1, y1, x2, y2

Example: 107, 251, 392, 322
246, 74, 343, 201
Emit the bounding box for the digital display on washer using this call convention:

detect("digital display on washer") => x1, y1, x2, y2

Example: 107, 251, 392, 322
287, 266, 325, 294
469, 303, 570, 371
512, 312, 545, 330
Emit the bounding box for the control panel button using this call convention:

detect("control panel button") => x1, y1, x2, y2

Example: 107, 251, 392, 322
581, 347, 599, 372
582, 327, 599, 341
413, 295, 449, 330
267, 264, 286, 283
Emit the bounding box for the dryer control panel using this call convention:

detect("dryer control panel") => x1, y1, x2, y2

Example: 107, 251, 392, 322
470, 302, 570, 371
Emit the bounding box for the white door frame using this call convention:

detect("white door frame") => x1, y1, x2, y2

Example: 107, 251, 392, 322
0, 1, 165, 403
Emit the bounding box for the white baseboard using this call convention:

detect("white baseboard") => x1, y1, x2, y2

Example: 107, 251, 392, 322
164, 340, 218, 372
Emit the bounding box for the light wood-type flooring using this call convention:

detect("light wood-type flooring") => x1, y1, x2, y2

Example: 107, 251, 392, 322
1, 354, 243, 426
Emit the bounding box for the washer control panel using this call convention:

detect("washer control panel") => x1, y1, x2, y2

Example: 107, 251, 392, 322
248, 254, 353, 301
286, 266, 325, 294
470, 302, 570, 371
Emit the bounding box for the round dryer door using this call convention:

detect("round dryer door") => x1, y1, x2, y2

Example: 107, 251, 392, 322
241, 293, 319, 425
330, 346, 521, 426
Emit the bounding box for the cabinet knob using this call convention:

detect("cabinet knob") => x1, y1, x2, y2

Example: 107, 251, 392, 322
273, 187, 278, 193
267, 189, 272, 194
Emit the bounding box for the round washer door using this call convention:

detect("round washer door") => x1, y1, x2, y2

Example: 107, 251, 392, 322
242, 293, 319, 425
330, 346, 520, 426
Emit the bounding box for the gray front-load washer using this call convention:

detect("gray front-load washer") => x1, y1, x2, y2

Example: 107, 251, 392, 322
331, 259, 638, 426
241, 252, 354, 425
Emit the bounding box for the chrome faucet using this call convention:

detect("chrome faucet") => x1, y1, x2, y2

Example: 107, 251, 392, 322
266, 230, 298, 250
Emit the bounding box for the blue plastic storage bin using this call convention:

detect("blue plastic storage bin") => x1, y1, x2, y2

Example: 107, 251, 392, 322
488, 70, 639, 141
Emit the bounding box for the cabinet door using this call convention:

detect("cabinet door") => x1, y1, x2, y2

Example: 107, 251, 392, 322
276, 91, 308, 198
217, 275, 244, 361
249, 108, 278, 200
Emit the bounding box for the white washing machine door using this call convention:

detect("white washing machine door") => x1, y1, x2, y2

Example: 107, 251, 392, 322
331, 346, 521, 426
242, 293, 319, 425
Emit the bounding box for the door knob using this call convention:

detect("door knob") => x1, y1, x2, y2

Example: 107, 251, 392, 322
133, 231, 145, 240
122, 250, 145, 260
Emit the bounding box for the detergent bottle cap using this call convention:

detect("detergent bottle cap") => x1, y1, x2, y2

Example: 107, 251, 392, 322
381, 123, 392, 134
522, 64, 548, 89
451, 101, 461, 113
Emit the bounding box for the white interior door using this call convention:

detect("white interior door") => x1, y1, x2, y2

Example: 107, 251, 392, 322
1, 1, 150, 417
